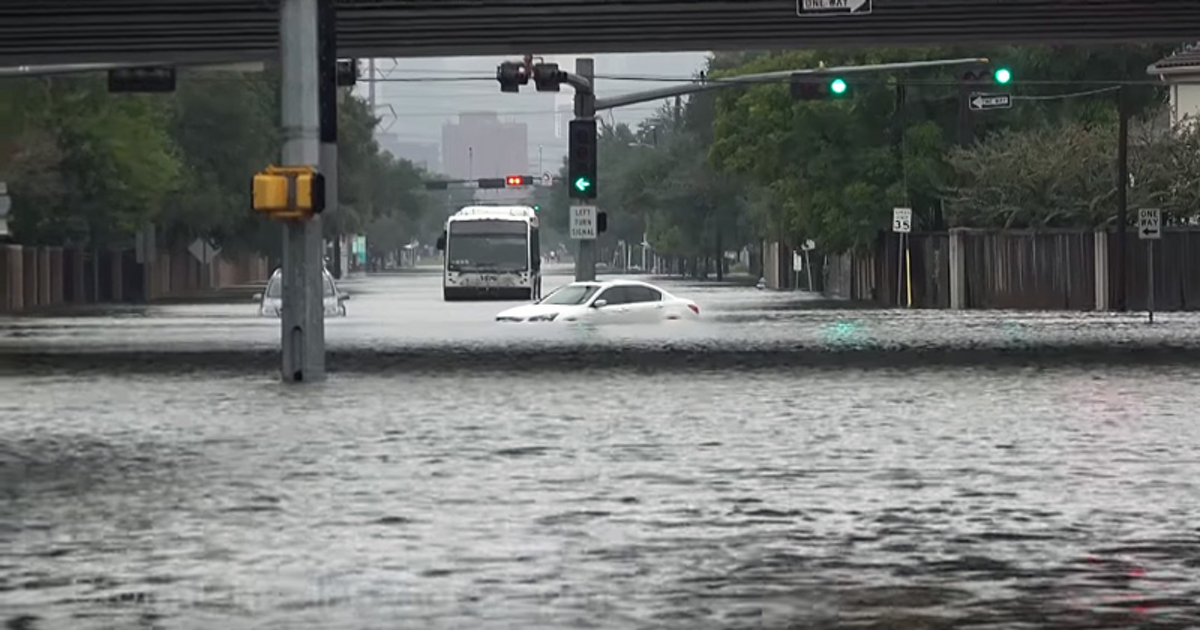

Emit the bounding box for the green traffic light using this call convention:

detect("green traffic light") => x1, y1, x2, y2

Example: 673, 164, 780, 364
533, 205, 541, 211
830, 78, 847, 95
994, 67, 1011, 84
573, 177, 592, 192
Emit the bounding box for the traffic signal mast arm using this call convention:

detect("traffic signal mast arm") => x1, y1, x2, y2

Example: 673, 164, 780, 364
592, 57, 990, 111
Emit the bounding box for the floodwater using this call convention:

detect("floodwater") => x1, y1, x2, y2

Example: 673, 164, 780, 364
2, 270, 1198, 629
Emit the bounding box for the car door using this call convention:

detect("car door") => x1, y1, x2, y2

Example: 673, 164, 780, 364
590, 286, 633, 322
624, 286, 664, 322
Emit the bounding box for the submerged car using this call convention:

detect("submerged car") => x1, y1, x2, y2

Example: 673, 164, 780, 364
495, 279, 699, 323
254, 268, 349, 317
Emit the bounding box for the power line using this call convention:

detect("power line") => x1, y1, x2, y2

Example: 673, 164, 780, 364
1013, 86, 1122, 101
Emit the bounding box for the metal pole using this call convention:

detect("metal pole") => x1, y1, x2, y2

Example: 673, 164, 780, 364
1147, 239, 1155, 324
279, 0, 325, 383
319, 0, 339, 280
896, 234, 905, 306
367, 58, 376, 111
574, 57, 596, 283
1115, 86, 1129, 312
805, 248, 813, 293
957, 81, 973, 147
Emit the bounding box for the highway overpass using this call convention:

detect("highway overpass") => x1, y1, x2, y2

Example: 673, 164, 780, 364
2, 0, 1199, 66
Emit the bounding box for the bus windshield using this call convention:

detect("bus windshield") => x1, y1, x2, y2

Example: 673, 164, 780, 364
447, 220, 529, 272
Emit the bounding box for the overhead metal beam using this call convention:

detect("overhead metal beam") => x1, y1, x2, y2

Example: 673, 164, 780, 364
1, 0, 1198, 66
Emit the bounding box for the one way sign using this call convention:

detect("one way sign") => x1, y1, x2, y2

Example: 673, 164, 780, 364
969, 93, 1012, 111
1139, 208, 1161, 240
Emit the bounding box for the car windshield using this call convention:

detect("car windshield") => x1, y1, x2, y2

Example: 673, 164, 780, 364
264, 275, 335, 298
539, 284, 600, 305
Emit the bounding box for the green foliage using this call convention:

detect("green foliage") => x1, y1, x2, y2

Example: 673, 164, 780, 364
947, 116, 1200, 228
0, 69, 438, 257
704, 44, 1176, 253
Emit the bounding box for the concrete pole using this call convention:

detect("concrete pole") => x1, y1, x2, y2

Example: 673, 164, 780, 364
280, 0, 326, 383
574, 57, 596, 283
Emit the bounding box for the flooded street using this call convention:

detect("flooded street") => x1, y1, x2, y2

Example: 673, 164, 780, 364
2, 271, 1199, 629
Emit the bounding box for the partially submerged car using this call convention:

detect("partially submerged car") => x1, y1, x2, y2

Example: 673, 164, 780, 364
495, 279, 698, 323
254, 268, 348, 317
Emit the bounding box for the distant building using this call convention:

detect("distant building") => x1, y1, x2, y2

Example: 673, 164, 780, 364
375, 133, 440, 173
1147, 45, 1200, 128
441, 112, 528, 181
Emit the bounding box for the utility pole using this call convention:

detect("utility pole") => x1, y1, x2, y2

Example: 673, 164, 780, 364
368, 58, 376, 111
279, 0, 325, 383
1115, 86, 1129, 312
574, 57, 597, 282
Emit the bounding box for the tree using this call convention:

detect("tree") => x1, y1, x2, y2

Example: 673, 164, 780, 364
947, 112, 1200, 228
708, 45, 1177, 252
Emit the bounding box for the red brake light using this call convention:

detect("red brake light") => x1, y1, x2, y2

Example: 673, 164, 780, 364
688, 304, 699, 315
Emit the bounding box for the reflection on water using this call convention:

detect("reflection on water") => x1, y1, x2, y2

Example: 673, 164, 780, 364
2, 365, 1199, 629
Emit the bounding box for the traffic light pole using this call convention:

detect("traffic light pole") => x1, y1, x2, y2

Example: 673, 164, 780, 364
574, 57, 597, 283
279, 0, 325, 383
549, 56, 987, 283
592, 58, 990, 112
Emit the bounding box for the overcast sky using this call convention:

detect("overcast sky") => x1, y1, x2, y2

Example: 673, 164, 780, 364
352, 53, 709, 172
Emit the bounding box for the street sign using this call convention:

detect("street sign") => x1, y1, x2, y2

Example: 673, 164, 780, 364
542, 172, 553, 186
802, 239, 816, 251
569, 205, 598, 240
797, 0, 872, 16
969, 93, 1013, 111
188, 238, 221, 264
792, 251, 803, 271
1138, 208, 1161, 240
892, 207, 912, 233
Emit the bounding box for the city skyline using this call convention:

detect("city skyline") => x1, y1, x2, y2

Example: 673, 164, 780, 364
353, 52, 709, 176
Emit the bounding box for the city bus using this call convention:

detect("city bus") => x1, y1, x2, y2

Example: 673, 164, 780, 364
435, 205, 541, 301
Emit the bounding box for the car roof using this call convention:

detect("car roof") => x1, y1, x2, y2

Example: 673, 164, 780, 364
568, 279, 665, 290
269, 267, 334, 278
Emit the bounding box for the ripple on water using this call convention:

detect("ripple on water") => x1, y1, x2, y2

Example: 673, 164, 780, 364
1, 364, 1199, 629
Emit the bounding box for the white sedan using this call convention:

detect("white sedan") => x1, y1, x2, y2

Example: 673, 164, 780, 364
495, 279, 699, 323
254, 268, 349, 318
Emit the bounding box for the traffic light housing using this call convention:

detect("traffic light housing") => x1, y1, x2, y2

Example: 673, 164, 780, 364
505, 175, 531, 187
252, 166, 325, 221
597, 211, 608, 233
790, 75, 849, 100
569, 119, 597, 200
961, 64, 1011, 85
532, 63, 564, 92
496, 61, 529, 93
336, 59, 358, 87
477, 178, 506, 189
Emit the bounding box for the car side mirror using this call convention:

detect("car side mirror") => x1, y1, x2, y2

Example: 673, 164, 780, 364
436, 233, 446, 251
339, 293, 350, 301
252, 293, 263, 301
592, 299, 607, 309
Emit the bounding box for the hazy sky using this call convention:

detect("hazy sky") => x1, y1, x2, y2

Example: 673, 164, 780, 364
352, 52, 709, 173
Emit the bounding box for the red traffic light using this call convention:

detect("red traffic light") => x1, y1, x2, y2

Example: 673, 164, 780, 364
505, 175, 529, 187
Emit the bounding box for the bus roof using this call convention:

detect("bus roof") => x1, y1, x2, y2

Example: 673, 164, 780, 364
449, 205, 538, 223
